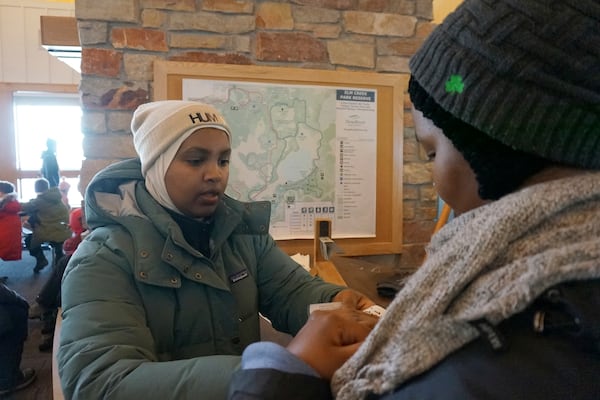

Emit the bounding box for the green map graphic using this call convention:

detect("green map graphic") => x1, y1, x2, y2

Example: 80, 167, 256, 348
185, 80, 337, 228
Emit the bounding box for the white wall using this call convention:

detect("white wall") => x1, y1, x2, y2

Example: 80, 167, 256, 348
0, 0, 79, 84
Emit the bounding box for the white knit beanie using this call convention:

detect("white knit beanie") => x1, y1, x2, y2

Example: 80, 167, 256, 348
131, 100, 231, 176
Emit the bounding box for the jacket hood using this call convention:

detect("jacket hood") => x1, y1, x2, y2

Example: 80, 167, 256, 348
0, 193, 19, 208
84, 158, 146, 230
38, 187, 64, 205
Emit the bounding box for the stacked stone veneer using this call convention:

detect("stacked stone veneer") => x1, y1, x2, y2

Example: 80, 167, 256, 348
76, 0, 438, 267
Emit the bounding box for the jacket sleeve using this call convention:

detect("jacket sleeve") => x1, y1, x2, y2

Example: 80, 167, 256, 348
228, 341, 332, 399
0, 283, 29, 309
253, 234, 345, 335
0, 284, 28, 337
20, 199, 37, 215
228, 369, 333, 400
0, 307, 12, 336
58, 229, 241, 400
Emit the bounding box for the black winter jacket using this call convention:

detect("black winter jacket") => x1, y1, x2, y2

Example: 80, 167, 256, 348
0, 283, 29, 337
229, 279, 600, 400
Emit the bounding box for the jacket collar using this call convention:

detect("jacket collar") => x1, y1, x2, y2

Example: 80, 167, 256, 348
85, 158, 272, 290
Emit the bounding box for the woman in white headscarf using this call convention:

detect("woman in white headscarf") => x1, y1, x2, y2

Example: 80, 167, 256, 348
58, 100, 376, 400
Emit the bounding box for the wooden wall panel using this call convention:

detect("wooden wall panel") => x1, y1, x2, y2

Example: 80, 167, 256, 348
0, 6, 27, 82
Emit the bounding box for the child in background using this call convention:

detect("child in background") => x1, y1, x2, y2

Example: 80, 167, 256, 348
58, 177, 71, 209
30, 206, 89, 352
0, 181, 22, 283
41, 138, 60, 188
0, 181, 22, 263
21, 178, 71, 273
62, 207, 86, 254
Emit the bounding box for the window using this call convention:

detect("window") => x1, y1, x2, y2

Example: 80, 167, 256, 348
12, 91, 83, 207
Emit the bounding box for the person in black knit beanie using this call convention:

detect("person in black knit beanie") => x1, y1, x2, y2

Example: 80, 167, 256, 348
407, 77, 551, 201
228, 1, 600, 399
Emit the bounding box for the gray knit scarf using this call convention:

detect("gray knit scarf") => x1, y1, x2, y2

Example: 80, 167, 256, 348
332, 172, 600, 399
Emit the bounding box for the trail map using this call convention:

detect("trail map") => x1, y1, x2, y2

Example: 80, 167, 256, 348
183, 79, 377, 240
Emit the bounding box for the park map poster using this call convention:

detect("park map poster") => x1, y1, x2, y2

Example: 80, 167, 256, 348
183, 79, 377, 240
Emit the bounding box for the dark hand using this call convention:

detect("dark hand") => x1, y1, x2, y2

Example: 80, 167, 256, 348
332, 289, 376, 311
287, 307, 377, 380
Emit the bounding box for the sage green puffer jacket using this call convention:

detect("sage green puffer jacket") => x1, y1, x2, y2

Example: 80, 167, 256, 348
58, 159, 344, 400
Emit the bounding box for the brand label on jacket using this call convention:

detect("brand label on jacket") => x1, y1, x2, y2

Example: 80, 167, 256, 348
229, 269, 249, 283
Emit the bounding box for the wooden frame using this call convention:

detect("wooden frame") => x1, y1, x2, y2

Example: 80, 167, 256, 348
154, 60, 403, 256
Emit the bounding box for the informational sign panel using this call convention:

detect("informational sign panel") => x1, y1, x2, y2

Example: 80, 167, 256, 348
154, 61, 404, 256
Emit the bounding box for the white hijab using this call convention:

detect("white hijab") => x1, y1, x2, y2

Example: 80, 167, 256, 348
144, 126, 229, 215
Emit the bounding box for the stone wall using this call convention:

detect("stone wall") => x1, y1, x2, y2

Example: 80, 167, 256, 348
75, 0, 437, 267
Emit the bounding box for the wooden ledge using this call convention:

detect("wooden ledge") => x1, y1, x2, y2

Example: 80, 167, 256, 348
40, 16, 79, 47
311, 260, 347, 286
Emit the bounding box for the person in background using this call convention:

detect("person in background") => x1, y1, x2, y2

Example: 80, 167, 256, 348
58, 177, 71, 209
29, 206, 88, 352
58, 100, 376, 400
0, 181, 23, 262
41, 138, 60, 188
62, 206, 86, 255
0, 181, 23, 283
0, 282, 36, 396
228, 1, 600, 399
34, 253, 73, 352
21, 178, 71, 272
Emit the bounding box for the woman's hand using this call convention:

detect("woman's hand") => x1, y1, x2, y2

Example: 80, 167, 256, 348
332, 289, 376, 311
287, 307, 377, 380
